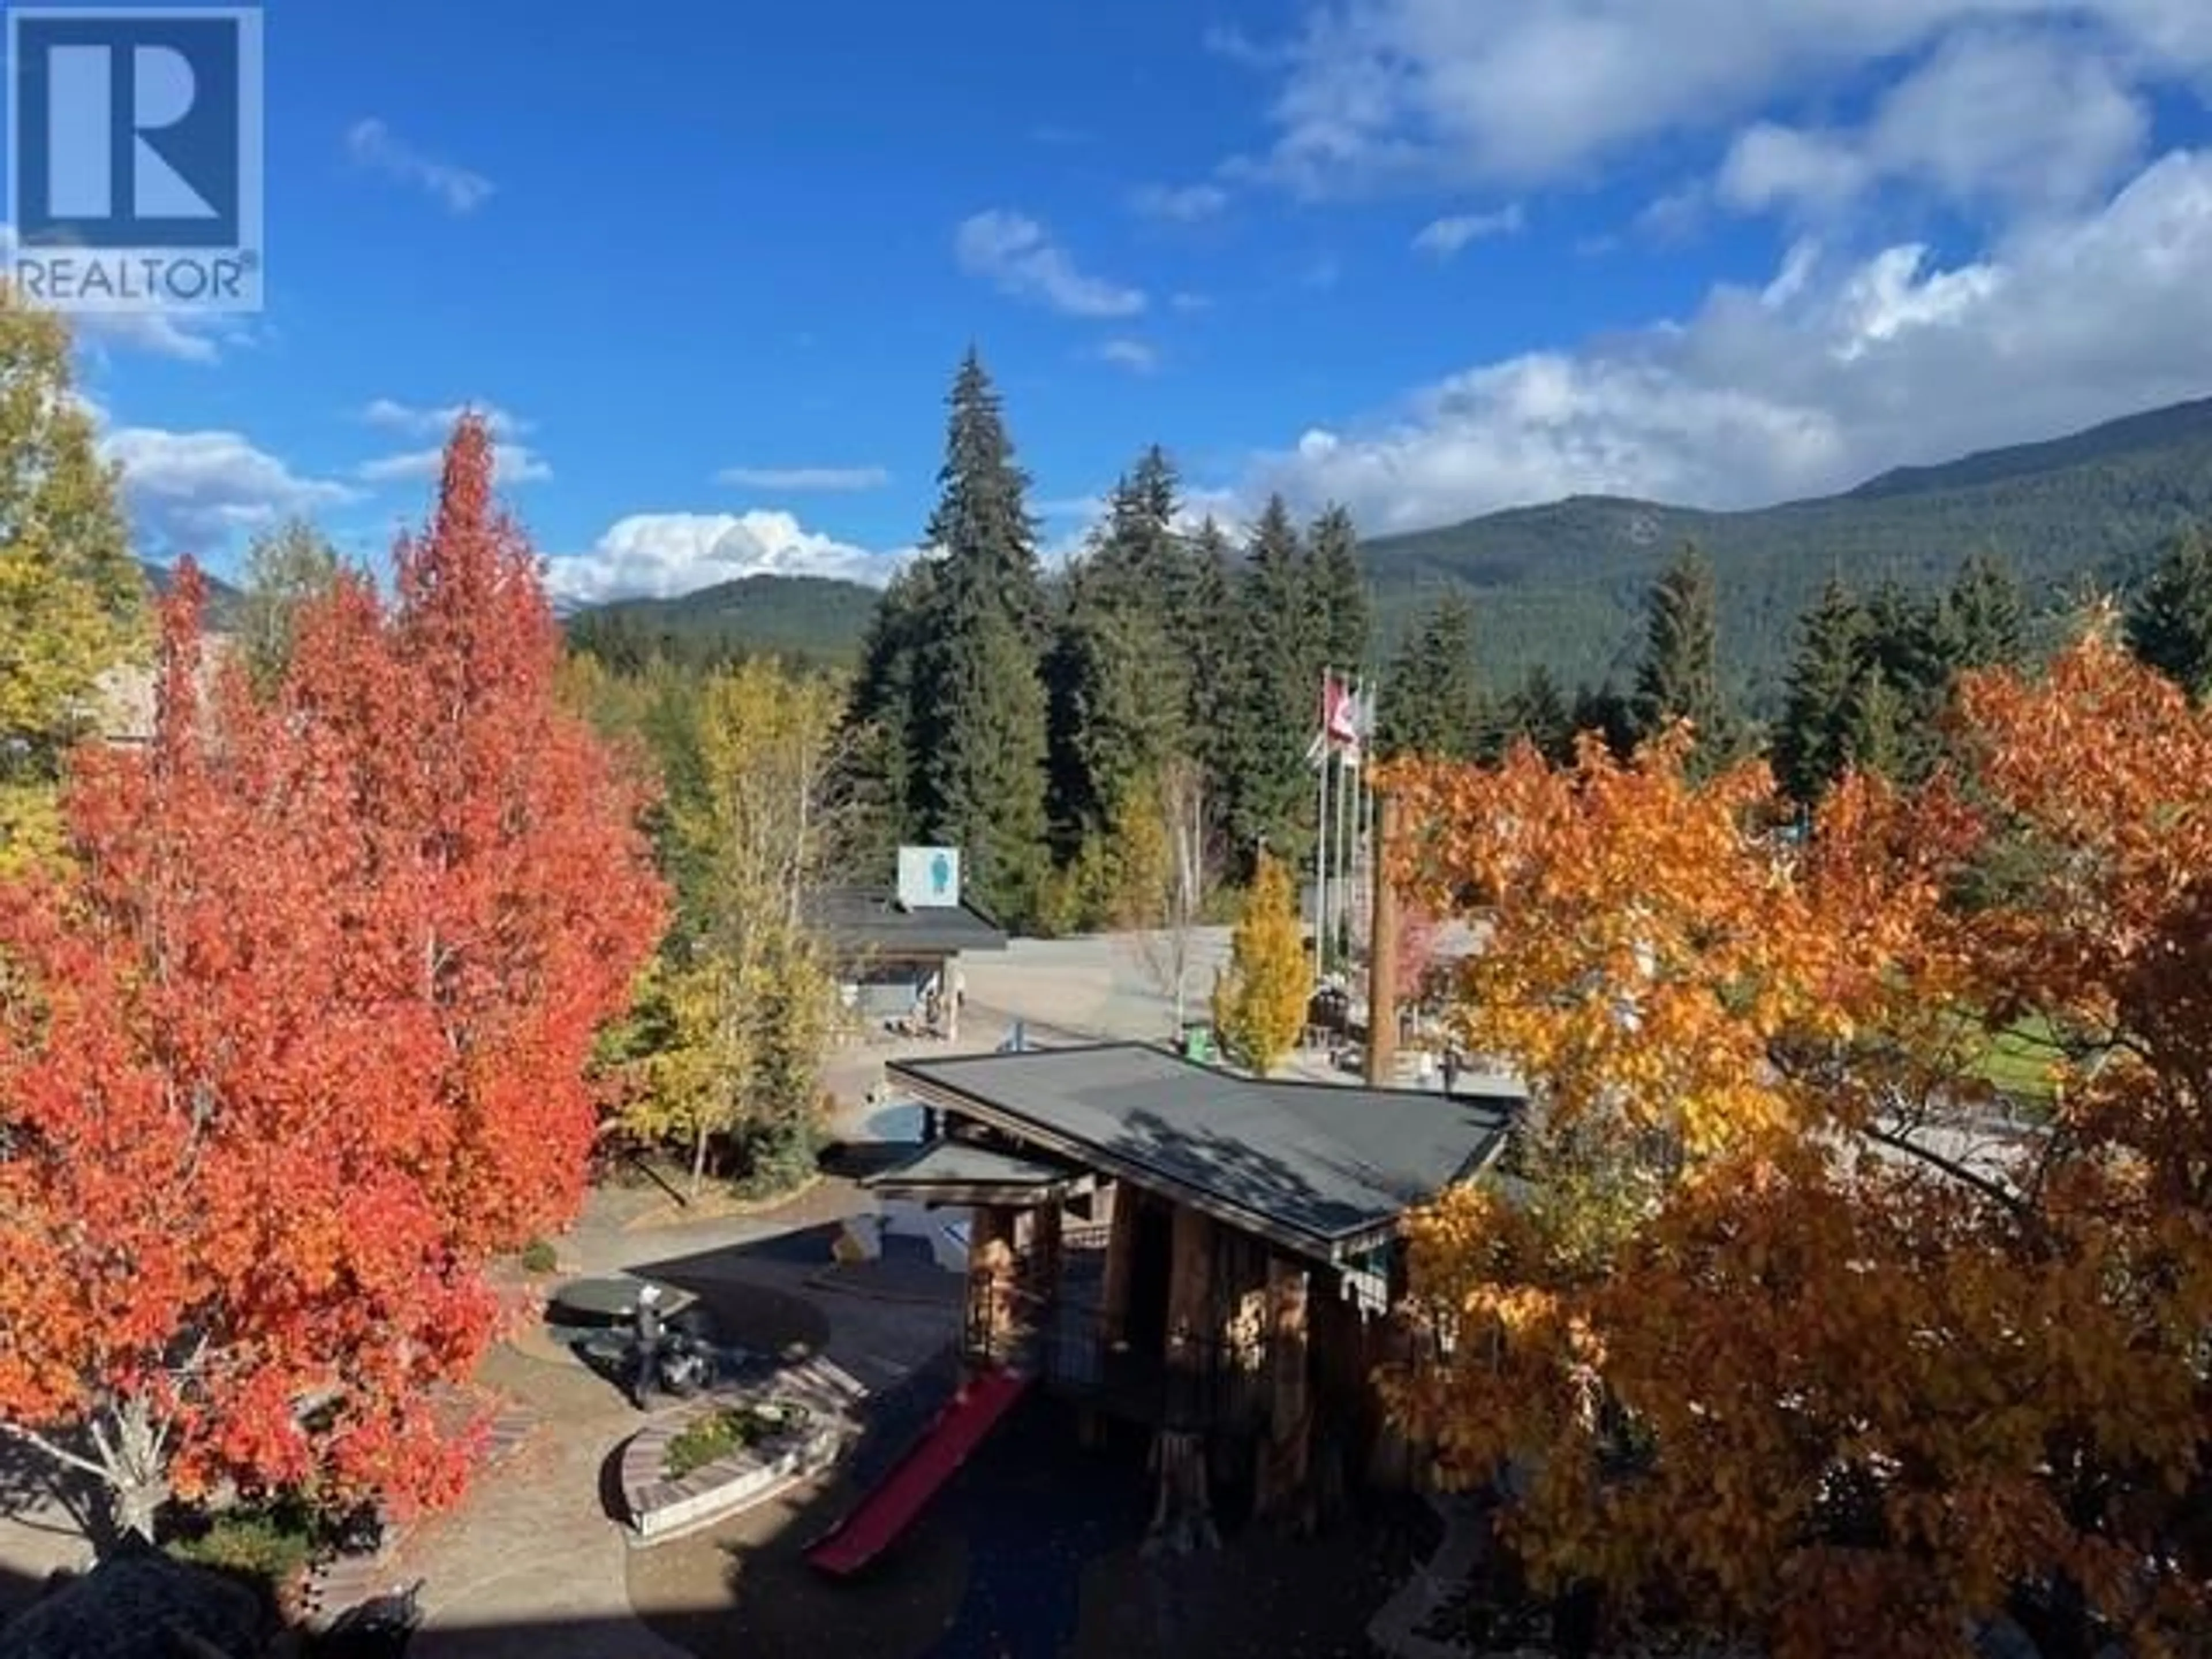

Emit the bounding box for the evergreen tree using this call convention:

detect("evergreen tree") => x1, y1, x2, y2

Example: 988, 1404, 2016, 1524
2126, 524, 2212, 701
1631, 543, 1729, 766
1842, 661, 1904, 779
1044, 452, 1190, 859
1305, 503, 1370, 680
1173, 518, 1248, 840
1379, 593, 1483, 761
1222, 496, 1315, 867
1862, 577, 1953, 779
922, 347, 1047, 644
1504, 665, 1573, 764
841, 557, 939, 871
1774, 579, 1868, 804
907, 352, 1052, 923
1567, 683, 1638, 761
1942, 549, 2026, 672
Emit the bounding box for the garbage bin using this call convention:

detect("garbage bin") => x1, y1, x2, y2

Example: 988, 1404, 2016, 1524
1180, 1023, 1215, 1063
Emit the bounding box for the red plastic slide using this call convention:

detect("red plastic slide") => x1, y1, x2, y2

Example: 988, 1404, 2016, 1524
805, 1366, 1033, 1577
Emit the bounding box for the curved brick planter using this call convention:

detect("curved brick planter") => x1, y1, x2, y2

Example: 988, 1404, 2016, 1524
621, 1357, 867, 1542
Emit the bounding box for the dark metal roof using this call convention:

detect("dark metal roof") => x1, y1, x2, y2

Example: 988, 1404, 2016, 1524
862, 1138, 1088, 1205
888, 1043, 1520, 1262
805, 885, 1009, 957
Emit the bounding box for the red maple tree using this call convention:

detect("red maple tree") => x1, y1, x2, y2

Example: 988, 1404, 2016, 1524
0, 418, 665, 1539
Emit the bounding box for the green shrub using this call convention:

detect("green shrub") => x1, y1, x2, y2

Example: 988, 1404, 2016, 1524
520, 1237, 559, 1274
167, 1504, 317, 1589
663, 1401, 809, 1479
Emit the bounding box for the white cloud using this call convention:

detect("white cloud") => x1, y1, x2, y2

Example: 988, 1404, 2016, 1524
1719, 30, 2149, 218
1170, 291, 1214, 313
346, 118, 494, 214
1229, 1, 2212, 196
100, 427, 363, 558
1249, 150, 2212, 531
1095, 338, 1160, 374
355, 443, 552, 487
716, 464, 891, 491
1411, 204, 1525, 257
1130, 183, 1231, 222
544, 512, 911, 607
954, 210, 1146, 317
359, 397, 531, 439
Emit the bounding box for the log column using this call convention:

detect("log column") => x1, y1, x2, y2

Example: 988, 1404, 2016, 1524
1147, 1202, 1223, 1554
1100, 1182, 1137, 1342
1253, 1255, 1315, 1525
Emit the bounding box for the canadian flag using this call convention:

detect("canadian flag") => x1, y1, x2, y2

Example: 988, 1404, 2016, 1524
1324, 676, 1360, 748
1308, 674, 1362, 767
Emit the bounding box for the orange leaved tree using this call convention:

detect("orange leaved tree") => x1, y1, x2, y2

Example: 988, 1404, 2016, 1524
0, 420, 665, 1541
1378, 623, 2212, 1658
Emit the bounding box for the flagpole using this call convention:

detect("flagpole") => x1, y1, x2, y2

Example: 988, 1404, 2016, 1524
1327, 690, 1344, 968
1315, 666, 1331, 984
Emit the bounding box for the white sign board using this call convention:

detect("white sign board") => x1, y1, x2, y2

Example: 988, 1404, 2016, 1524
897, 846, 961, 910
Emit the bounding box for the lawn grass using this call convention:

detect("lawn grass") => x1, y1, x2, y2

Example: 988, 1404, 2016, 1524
1968, 1013, 2063, 1108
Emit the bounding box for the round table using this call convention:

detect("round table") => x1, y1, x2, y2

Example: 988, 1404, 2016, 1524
544, 1275, 698, 1328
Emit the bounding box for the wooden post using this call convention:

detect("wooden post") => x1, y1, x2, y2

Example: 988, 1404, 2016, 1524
1148, 1203, 1222, 1553
1100, 1182, 1135, 1339
1365, 790, 1400, 1088
1253, 1255, 1315, 1527
1029, 1202, 1063, 1307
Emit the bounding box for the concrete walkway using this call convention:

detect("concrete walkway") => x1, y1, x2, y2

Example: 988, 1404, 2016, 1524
400, 1180, 961, 1659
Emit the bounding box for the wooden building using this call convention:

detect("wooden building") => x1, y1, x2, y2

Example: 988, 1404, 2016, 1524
866, 1041, 1522, 1522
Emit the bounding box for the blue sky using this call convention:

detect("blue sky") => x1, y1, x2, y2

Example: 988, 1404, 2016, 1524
50, 0, 2212, 604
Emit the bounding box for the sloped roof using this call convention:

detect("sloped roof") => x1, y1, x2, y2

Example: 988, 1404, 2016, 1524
0, 1550, 267, 1658
888, 1043, 1520, 1261
805, 886, 1009, 957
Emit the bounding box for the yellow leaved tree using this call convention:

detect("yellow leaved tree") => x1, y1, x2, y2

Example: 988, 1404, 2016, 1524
1212, 850, 1307, 1077
618, 659, 849, 1195
0, 287, 144, 873
1378, 624, 2212, 1659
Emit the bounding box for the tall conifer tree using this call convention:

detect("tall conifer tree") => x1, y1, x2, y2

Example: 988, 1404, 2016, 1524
2126, 523, 2212, 702
1631, 543, 1730, 767
908, 351, 1051, 923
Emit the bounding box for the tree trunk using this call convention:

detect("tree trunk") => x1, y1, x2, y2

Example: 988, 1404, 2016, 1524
99, 1396, 172, 1546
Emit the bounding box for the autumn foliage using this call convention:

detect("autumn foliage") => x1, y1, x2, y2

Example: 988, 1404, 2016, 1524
0, 418, 664, 1535
1378, 619, 2212, 1658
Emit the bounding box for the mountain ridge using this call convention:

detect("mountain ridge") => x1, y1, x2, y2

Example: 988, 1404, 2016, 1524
562, 396, 2212, 695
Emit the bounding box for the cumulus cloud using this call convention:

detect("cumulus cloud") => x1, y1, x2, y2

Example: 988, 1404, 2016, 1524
1411, 204, 1525, 257
716, 464, 891, 491
1229, 1, 2212, 196
544, 511, 910, 608
359, 397, 532, 439
1248, 150, 2212, 531
1718, 30, 2149, 218
345, 118, 495, 214
355, 444, 552, 487
954, 210, 1146, 317
100, 426, 363, 558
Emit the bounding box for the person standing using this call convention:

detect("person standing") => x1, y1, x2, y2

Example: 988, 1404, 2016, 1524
630, 1284, 665, 1410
